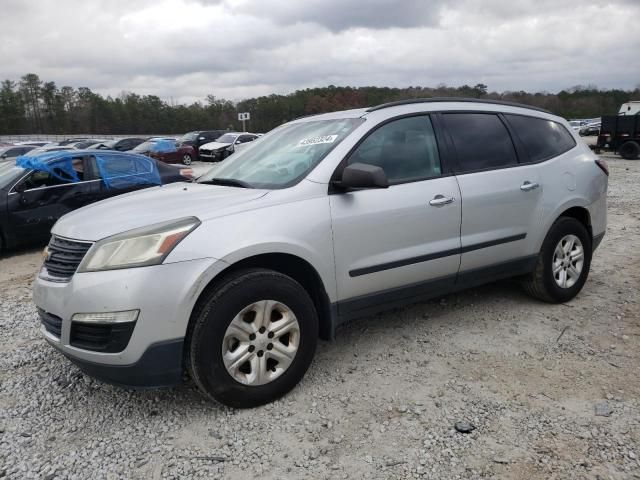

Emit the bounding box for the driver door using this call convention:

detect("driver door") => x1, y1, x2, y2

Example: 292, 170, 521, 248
329, 115, 462, 317
7, 157, 96, 243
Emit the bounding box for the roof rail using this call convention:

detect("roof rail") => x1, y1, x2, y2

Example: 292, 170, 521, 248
365, 97, 552, 114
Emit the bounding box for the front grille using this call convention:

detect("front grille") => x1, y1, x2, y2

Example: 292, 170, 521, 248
200, 149, 211, 155
38, 309, 62, 338
43, 236, 93, 281
70, 321, 136, 353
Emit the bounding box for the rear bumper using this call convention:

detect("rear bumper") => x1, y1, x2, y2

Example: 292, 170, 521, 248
55, 338, 185, 388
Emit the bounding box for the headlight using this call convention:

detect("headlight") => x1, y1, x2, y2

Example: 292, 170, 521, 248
77, 217, 200, 272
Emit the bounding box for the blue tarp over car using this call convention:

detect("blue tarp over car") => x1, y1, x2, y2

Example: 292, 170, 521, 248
16, 150, 162, 189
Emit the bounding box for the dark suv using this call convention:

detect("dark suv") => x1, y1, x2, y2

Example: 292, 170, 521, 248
177, 131, 228, 159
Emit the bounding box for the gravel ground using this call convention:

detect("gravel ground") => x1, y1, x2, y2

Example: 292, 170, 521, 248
0, 154, 638, 480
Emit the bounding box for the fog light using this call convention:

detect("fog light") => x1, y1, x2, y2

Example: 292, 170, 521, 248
71, 310, 139, 324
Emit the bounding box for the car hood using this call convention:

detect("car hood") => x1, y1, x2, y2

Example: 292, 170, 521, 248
52, 182, 269, 241
200, 141, 232, 150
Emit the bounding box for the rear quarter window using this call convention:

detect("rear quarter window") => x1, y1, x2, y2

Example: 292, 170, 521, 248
505, 114, 576, 162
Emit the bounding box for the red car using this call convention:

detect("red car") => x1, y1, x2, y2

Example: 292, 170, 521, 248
130, 138, 197, 165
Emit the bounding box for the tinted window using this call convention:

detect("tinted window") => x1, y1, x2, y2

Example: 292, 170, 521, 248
443, 113, 517, 172
505, 115, 576, 162
348, 116, 441, 183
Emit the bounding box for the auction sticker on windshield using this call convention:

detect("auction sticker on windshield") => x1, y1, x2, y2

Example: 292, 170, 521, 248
297, 135, 338, 147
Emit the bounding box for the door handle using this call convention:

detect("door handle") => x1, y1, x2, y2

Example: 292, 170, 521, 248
429, 195, 455, 207
520, 181, 540, 192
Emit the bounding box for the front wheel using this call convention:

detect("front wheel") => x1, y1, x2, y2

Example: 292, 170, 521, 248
182, 153, 193, 165
523, 217, 592, 303
187, 269, 318, 408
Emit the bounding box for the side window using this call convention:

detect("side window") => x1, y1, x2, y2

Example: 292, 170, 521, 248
504, 114, 576, 162
100, 156, 136, 176
443, 113, 517, 172
21, 159, 81, 190
22, 171, 64, 190
238, 135, 255, 143
347, 116, 442, 183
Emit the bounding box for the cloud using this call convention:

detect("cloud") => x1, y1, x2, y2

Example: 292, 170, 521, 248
0, 0, 638, 103
233, 0, 451, 31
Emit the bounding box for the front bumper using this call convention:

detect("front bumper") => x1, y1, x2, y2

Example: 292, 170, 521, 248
199, 150, 226, 161
33, 257, 221, 384
62, 338, 185, 388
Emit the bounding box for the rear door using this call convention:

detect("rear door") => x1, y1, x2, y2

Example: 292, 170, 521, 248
92, 153, 162, 200
440, 112, 543, 284
330, 115, 462, 315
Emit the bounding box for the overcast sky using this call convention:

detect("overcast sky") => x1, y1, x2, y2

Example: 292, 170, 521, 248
1, 0, 638, 103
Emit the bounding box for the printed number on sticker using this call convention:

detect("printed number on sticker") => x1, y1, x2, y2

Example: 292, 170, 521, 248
298, 135, 338, 147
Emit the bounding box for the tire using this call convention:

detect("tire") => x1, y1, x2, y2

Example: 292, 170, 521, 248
619, 141, 640, 160
523, 217, 592, 303
182, 154, 193, 165
187, 268, 319, 408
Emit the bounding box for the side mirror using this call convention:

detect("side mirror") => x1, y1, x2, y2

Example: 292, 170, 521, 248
338, 163, 389, 190
235, 140, 241, 144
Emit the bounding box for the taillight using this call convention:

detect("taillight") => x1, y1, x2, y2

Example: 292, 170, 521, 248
179, 168, 193, 179
595, 159, 609, 176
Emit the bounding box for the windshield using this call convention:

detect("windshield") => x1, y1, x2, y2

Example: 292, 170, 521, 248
178, 132, 198, 142
215, 134, 239, 144
198, 118, 364, 189
0, 161, 25, 189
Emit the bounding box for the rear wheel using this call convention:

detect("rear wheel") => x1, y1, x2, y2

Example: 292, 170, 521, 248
523, 217, 592, 303
182, 153, 193, 165
619, 141, 640, 160
188, 269, 318, 408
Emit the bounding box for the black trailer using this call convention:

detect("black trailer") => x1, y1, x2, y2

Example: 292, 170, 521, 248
596, 115, 640, 159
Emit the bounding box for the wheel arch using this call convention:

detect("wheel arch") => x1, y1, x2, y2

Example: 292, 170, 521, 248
188, 252, 335, 341
558, 206, 592, 238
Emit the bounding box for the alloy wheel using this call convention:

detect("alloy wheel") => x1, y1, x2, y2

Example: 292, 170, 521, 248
552, 234, 584, 288
222, 300, 300, 386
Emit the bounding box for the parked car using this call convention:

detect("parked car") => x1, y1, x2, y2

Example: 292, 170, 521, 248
27, 145, 76, 155
0, 145, 37, 160
89, 138, 146, 152
58, 138, 91, 146
32, 98, 607, 408
16, 141, 51, 147
199, 132, 259, 161
0, 150, 193, 251
177, 130, 228, 159
579, 122, 601, 136
568, 120, 585, 131
65, 139, 109, 149
130, 139, 197, 165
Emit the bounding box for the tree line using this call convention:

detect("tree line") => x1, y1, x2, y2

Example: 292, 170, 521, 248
1, 73, 638, 135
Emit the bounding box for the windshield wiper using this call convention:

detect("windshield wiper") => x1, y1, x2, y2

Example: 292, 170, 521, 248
199, 178, 253, 188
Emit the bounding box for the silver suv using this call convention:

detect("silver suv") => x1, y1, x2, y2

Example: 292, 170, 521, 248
33, 99, 608, 407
